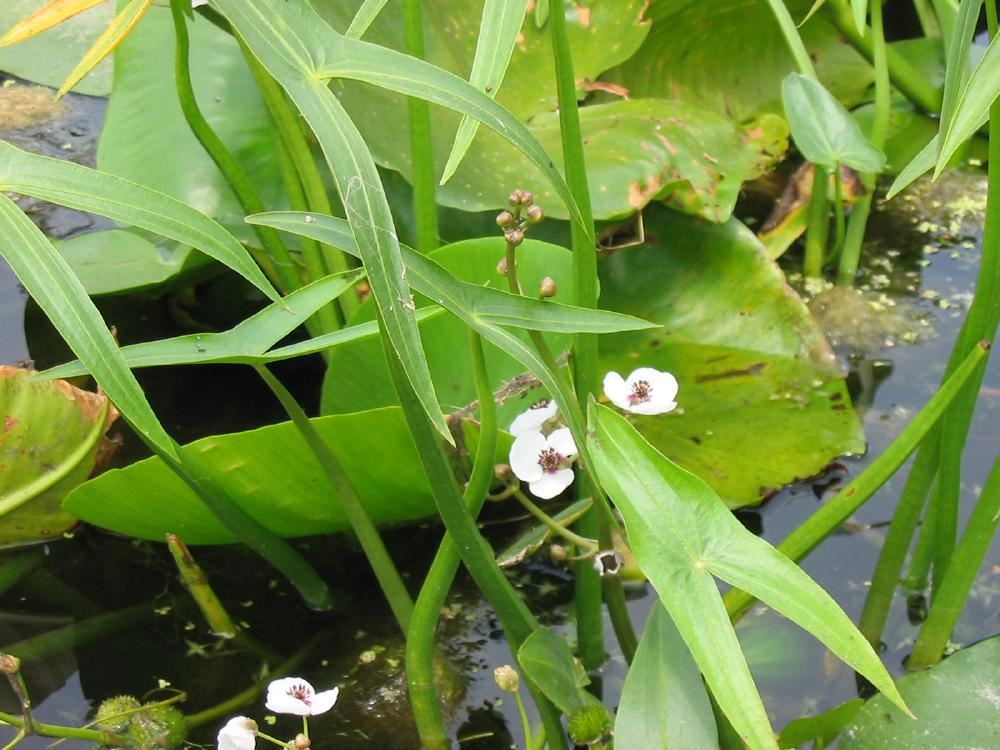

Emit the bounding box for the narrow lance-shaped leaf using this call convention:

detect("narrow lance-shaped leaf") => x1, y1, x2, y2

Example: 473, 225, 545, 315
0, 0, 103, 46
440, 0, 529, 184
214, 0, 450, 442
57, 0, 152, 98
345, 0, 390, 39
588, 401, 909, 749
782, 73, 885, 172
936, 9, 1000, 174
0, 140, 279, 302
851, 0, 869, 35
0, 193, 177, 460
214, 0, 589, 240
936, 0, 983, 160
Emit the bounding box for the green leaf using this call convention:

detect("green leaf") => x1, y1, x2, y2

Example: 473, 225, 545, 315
936, 12, 1000, 174
839, 636, 1000, 749
440, 0, 528, 184
588, 401, 908, 748
0, 140, 279, 302
603, 0, 873, 122
886, 134, 937, 198
96, 4, 284, 229
782, 73, 886, 171
851, 0, 869, 34
54, 229, 212, 297
0, 193, 177, 459
935, 0, 984, 168
517, 628, 597, 715
39, 271, 371, 379
496, 497, 592, 568
344, 0, 389, 39
598, 206, 863, 507
0, 366, 113, 546
0, 0, 112, 95
614, 603, 718, 750
778, 699, 863, 749
63, 407, 440, 544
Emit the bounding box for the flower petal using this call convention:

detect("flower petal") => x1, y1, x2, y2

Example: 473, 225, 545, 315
529, 468, 575, 500
265, 677, 315, 716
509, 431, 546, 482
546, 427, 577, 458
308, 687, 340, 716
602, 371, 631, 410
508, 400, 557, 436
218, 717, 256, 750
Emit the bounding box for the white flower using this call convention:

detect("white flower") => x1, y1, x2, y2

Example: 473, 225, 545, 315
602, 368, 678, 415
509, 399, 558, 437
509, 428, 577, 499
265, 677, 340, 716
217, 717, 256, 750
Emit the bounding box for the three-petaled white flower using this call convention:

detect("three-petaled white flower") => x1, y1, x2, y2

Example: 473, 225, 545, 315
265, 677, 340, 716
603, 368, 678, 415
509, 427, 578, 499
509, 399, 558, 437
217, 717, 257, 750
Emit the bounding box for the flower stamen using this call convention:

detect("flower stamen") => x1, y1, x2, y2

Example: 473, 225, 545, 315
628, 379, 652, 404
537, 447, 564, 473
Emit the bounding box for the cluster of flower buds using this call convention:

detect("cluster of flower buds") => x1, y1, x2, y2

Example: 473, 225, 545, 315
496, 189, 544, 250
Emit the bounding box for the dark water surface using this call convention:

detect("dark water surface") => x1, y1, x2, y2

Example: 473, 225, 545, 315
1, 93, 997, 750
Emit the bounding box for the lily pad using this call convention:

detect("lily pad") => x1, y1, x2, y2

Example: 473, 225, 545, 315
96, 5, 283, 230
62, 407, 447, 545
598, 206, 864, 507
319, 0, 784, 221
0, 0, 113, 96
603, 0, 873, 122
0, 366, 116, 547
55, 229, 213, 296
839, 636, 1000, 749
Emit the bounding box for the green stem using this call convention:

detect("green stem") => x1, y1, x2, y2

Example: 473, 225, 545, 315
904, 487, 939, 592
804, 164, 830, 278
832, 164, 846, 256
166, 533, 238, 638
836, 0, 890, 288
0, 712, 124, 746
512, 690, 534, 748
406, 331, 498, 750
859, 436, 940, 645
763, 0, 818, 77
511, 488, 597, 552
241, 44, 358, 321
548, 0, 605, 671
908, 453, 1000, 668
253, 364, 413, 630
380, 320, 569, 750
167, 1, 303, 300
822, 0, 942, 113
724, 341, 990, 621
925, 1, 1000, 592
402, 0, 439, 252
185, 636, 323, 728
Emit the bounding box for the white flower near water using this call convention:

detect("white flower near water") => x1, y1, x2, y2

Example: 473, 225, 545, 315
265, 677, 340, 716
509, 427, 578, 499
509, 399, 558, 437
217, 717, 257, 750
603, 367, 678, 415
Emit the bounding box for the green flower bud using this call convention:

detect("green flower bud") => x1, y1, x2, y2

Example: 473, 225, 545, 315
525, 205, 544, 224
539, 277, 557, 298
567, 705, 613, 746
496, 210, 514, 228
127, 706, 186, 750
493, 665, 520, 693
95, 695, 141, 732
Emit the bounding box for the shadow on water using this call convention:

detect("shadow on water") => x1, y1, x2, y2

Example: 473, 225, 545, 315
1, 84, 998, 749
